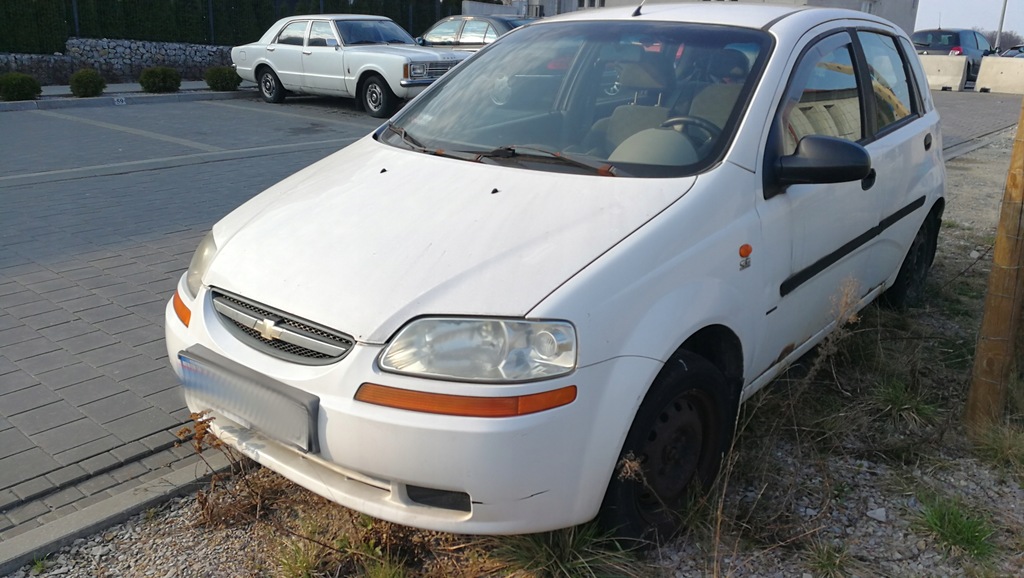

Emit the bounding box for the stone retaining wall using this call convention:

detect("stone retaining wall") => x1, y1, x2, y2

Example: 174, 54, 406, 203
0, 38, 232, 84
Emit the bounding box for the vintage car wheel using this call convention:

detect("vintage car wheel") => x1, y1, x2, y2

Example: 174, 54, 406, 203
882, 212, 939, 309
600, 351, 736, 543
362, 74, 395, 118
259, 68, 285, 104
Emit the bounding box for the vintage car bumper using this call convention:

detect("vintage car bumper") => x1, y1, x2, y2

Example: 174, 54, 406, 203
165, 275, 658, 534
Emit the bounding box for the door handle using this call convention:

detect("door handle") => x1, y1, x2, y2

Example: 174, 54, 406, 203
303, 50, 312, 55
924, 133, 932, 151
861, 168, 876, 191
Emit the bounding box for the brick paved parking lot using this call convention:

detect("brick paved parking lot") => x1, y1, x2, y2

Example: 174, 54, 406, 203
0, 89, 1021, 556
0, 96, 379, 539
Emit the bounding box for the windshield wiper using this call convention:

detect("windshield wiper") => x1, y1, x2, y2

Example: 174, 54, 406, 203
477, 145, 626, 176
386, 123, 428, 151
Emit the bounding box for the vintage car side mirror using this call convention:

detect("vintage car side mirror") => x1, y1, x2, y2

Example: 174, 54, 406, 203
776, 135, 871, 187
415, 37, 426, 46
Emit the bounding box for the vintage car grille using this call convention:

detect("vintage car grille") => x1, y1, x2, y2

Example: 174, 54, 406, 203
211, 288, 354, 365
426, 61, 459, 79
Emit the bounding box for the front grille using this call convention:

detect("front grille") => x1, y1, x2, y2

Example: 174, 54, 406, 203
211, 288, 354, 365
425, 61, 458, 79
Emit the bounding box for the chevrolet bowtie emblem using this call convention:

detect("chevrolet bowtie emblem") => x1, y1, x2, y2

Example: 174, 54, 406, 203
254, 318, 283, 341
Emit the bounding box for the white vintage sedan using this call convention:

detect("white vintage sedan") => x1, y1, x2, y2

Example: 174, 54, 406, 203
231, 15, 470, 117
172, 3, 944, 540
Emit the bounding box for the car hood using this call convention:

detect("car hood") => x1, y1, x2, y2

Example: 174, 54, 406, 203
345, 44, 468, 62
205, 137, 695, 344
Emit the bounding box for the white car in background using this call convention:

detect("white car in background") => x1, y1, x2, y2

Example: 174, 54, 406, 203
170, 3, 944, 540
231, 15, 469, 117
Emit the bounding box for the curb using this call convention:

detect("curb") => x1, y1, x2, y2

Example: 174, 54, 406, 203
0, 452, 231, 576
0, 88, 258, 112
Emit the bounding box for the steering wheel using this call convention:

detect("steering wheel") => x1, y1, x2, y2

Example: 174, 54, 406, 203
660, 116, 721, 153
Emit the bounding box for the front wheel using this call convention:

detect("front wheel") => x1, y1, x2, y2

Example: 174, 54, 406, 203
258, 68, 285, 104
600, 351, 737, 543
361, 74, 396, 118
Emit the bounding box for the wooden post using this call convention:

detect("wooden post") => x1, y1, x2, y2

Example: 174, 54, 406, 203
965, 97, 1024, 435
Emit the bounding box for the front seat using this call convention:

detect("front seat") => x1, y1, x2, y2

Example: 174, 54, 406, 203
584, 53, 676, 157
685, 48, 750, 128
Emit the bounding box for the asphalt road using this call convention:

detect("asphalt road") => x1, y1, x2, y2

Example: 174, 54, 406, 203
0, 89, 1021, 572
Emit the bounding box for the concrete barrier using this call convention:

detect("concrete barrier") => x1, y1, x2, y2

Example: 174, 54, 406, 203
974, 57, 1024, 94
918, 55, 968, 91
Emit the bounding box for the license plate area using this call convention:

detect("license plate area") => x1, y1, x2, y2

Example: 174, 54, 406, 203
178, 346, 320, 453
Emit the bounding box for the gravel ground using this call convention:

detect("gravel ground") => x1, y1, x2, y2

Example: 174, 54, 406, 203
5, 129, 1023, 578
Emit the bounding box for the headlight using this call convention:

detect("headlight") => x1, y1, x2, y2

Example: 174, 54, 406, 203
184, 232, 218, 299
408, 63, 426, 77
379, 318, 577, 382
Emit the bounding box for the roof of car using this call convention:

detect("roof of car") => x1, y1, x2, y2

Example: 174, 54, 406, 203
281, 14, 393, 21
543, 3, 892, 31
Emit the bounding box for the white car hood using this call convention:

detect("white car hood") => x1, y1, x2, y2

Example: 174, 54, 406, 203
206, 138, 694, 343
345, 44, 466, 61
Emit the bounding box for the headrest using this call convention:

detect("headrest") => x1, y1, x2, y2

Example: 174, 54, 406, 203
616, 55, 673, 90
709, 49, 749, 83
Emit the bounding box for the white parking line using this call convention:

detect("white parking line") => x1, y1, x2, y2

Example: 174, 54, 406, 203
30, 109, 226, 153
0, 139, 359, 187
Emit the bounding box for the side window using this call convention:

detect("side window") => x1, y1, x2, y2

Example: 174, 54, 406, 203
779, 34, 862, 154
277, 21, 308, 46
960, 32, 976, 49
484, 25, 499, 44
857, 31, 914, 132
461, 21, 491, 44
424, 20, 460, 45
309, 21, 337, 47
976, 32, 991, 52
898, 36, 929, 110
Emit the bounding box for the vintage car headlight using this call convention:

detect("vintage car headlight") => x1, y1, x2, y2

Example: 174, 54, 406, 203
379, 318, 576, 382
407, 63, 427, 78
184, 232, 218, 300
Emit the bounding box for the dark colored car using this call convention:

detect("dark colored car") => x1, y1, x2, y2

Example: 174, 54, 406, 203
417, 15, 535, 51
1000, 44, 1024, 57
911, 28, 994, 81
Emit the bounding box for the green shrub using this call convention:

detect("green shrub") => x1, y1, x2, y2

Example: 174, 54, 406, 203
139, 66, 181, 93
204, 66, 242, 91
69, 68, 106, 98
0, 72, 42, 102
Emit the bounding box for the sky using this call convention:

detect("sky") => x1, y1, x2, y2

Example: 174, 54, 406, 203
915, 0, 1024, 37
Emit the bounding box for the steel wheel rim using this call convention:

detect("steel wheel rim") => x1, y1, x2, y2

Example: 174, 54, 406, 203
636, 391, 716, 515
366, 82, 383, 112
261, 74, 275, 97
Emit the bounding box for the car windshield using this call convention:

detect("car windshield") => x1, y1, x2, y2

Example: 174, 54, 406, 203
912, 30, 961, 49
335, 19, 415, 45
380, 21, 770, 178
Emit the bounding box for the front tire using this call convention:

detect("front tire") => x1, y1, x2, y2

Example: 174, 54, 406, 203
361, 74, 396, 118
259, 68, 285, 104
600, 352, 737, 543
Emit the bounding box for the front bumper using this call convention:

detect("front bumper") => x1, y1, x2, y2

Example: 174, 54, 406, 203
165, 276, 660, 534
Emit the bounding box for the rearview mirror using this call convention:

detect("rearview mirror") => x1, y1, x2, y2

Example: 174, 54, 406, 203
776, 135, 871, 187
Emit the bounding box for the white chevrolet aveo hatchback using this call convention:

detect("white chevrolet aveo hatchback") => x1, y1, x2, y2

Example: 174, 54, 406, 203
166, 3, 944, 540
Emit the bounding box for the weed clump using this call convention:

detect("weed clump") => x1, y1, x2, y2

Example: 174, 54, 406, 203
69, 68, 106, 97
204, 65, 242, 91
0, 72, 42, 101
139, 66, 181, 93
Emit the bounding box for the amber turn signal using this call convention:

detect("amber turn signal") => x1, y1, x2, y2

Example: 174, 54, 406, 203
173, 289, 191, 327
355, 383, 577, 418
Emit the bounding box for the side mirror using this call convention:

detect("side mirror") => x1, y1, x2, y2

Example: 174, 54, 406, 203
776, 135, 871, 187
415, 37, 426, 46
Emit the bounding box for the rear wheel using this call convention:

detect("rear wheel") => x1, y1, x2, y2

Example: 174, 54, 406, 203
600, 352, 737, 543
361, 74, 396, 118
882, 213, 939, 309
258, 68, 285, 104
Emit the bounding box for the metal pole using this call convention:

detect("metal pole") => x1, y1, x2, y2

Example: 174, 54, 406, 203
994, 0, 1008, 52
71, 0, 80, 37
208, 0, 215, 44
